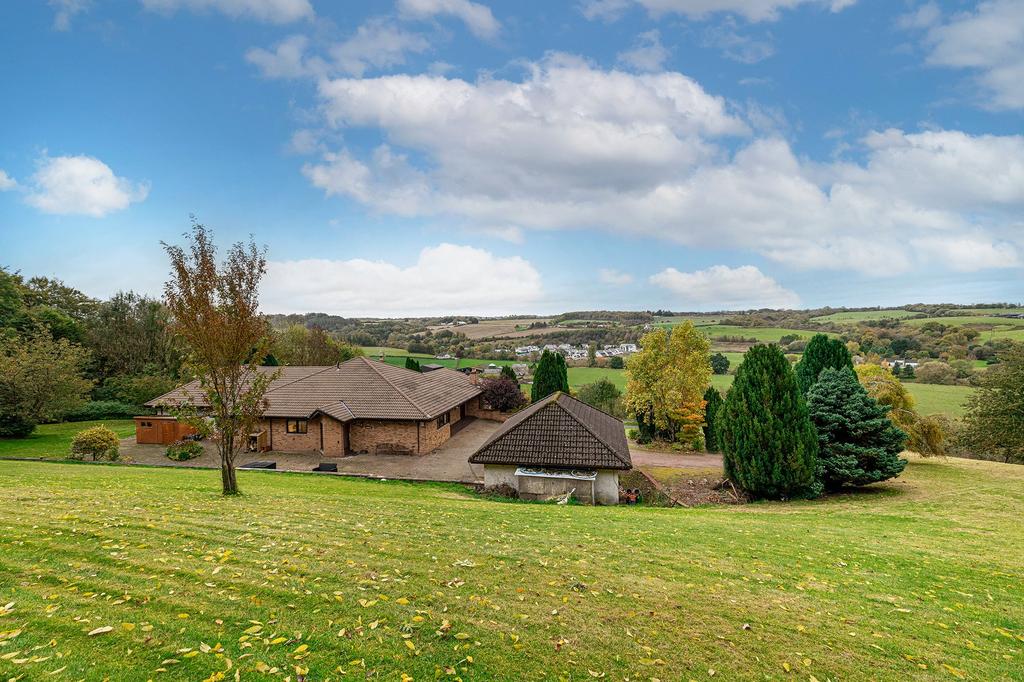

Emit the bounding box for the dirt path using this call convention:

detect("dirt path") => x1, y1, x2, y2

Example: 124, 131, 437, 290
629, 449, 723, 469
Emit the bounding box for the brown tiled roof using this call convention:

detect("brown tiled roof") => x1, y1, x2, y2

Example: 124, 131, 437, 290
469, 392, 632, 470
145, 357, 481, 422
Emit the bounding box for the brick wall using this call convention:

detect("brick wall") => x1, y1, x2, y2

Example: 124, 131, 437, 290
465, 397, 512, 422
321, 417, 346, 457
264, 417, 321, 452
349, 420, 421, 455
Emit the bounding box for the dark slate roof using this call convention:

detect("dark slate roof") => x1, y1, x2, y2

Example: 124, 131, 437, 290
145, 357, 481, 421
469, 392, 632, 470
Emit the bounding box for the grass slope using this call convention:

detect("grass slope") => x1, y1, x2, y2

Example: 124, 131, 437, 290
0, 459, 1022, 680
0, 420, 136, 460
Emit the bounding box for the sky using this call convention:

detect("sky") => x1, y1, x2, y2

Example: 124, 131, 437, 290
0, 0, 1022, 316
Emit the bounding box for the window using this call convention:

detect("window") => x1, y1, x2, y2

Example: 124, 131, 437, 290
436, 412, 450, 429
286, 419, 308, 434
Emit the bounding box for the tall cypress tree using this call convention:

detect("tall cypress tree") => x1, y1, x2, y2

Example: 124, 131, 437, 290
807, 367, 908, 490
555, 352, 570, 393
702, 386, 724, 452
405, 357, 421, 372
717, 344, 820, 500
795, 334, 853, 394
531, 350, 564, 402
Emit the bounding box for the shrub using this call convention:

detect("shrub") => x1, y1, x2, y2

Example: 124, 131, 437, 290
166, 439, 204, 462
500, 364, 518, 382
479, 377, 527, 412
608, 356, 624, 369
794, 334, 853, 393
69, 425, 120, 461
404, 357, 421, 372
717, 345, 820, 500
807, 367, 907, 490
62, 400, 140, 422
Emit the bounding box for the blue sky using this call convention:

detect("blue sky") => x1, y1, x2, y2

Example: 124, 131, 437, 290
1, 0, 1021, 316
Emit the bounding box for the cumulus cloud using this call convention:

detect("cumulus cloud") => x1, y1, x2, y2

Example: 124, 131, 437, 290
140, 0, 313, 23
397, 0, 500, 39
582, 0, 855, 23
599, 268, 634, 285
650, 264, 800, 309
296, 55, 1021, 278
910, 0, 1024, 110
25, 155, 149, 217
262, 244, 542, 316
617, 30, 670, 71
0, 170, 17, 191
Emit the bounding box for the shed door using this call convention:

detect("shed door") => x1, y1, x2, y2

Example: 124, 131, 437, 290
160, 420, 178, 444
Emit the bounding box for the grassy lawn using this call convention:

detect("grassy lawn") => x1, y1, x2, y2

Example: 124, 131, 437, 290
811, 309, 923, 324
903, 383, 976, 417
0, 420, 136, 460
0, 458, 1022, 680
567, 366, 626, 391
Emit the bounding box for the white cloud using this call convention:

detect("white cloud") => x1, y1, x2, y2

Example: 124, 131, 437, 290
262, 244, 542, 316
702, 19, 776, 63
599, 268, 634, 285
141, 0, 313, 22
301, 56, 1022, 278
49, 0, 90, 30
397, 0, 500, 39
247, 20, 431, 80
25, 155, 149, 217
617, 30, 670, 72
650, 264, 800, 309
0, 170, 17, 191
913, 0, 1024, 110
581, 0, 855, 23
910, 235, 1020, 272
329, 18, 431, 78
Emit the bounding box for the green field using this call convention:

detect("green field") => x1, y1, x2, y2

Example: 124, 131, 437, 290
905, 316, 1024, 328
904, 382, 976, 417
359, 346, 434, 358
811, 309, 923, 324
0, 458, 1022, 680
0, 420, 136, 460
380, 356, 518, 370
957, 308, 1024, 316
698, 325, 829, 343
567, 366, 626, 391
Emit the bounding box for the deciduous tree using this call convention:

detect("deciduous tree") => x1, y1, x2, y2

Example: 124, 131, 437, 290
0, 329, 93, 437
625, 324, 711, 444
578, 377, 624, 418
716, 344, 819, 500
162, 220, 276, 496
710, 352, 730, 375
960, 345, 1024, 464
855, 363, 946, 456
479, 377, 527, 412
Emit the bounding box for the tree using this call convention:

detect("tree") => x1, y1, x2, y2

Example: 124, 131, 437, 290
405, 357, 421, 372
500, 364, 517, 382
702, 386, 724, 452
587, 343, 597, 367
162, 220, 277, 496
959, 345, 1024, 464
710, 352, 730, 375
87, 291, 182, 380
807, 367, 907, 490
577, 378, 623, 417
274, 324, 362, 365
608, 355, 624, 369
915, 361, 958, 385
716, 344, 820, 500
0, 329, 93, 437
531, 350, 568, 402
479, 377, 527, 412
794, 334, 853, 393
624, 324, 711, 444
854, 363, 946, 456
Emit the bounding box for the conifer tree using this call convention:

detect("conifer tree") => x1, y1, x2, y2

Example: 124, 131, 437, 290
500, 364, 517, 382
795, 334, 853, 393
717, 344, 820, 499
702, 386, 724, 452
807, 367, 908, 490
531, 350, 565, 402
404, 357, 421, 372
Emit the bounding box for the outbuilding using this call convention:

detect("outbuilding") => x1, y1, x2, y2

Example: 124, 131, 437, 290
469, 392, 632, 505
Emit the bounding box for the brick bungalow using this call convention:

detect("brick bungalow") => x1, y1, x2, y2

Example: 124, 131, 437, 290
144, 357, 501, 456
